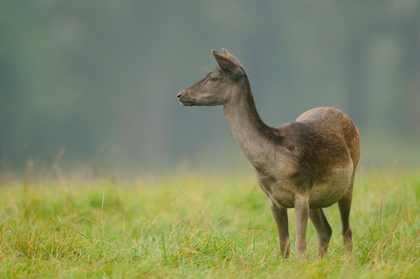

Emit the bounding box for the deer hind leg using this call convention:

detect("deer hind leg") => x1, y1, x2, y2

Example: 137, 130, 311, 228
270, 202, 290, 258
338, 175, 355, 253
309, 208, 332, 258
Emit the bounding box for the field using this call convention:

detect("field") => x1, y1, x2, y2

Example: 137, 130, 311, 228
0, 169, 419, 278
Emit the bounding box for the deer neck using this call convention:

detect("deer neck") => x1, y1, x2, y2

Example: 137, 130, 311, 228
223, 86, 278, 166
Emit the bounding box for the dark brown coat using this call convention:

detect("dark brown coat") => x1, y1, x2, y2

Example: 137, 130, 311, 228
177, 49, 360, 259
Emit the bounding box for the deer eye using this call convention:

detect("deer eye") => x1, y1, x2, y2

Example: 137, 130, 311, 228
208, 77, 218, 82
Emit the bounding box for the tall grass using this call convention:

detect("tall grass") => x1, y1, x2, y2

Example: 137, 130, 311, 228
0, 169, 418, 278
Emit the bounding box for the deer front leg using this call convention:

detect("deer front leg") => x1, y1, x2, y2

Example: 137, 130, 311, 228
270, 201, 290, 258
294, 193, 309, 259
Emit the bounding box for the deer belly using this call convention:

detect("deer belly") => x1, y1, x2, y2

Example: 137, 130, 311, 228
308, 167, 353, 208
264, 165, 352, 209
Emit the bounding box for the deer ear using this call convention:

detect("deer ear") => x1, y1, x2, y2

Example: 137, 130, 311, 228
212, 49, 242, 75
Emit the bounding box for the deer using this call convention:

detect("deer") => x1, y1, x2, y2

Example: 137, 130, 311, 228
176, 49, 360, 259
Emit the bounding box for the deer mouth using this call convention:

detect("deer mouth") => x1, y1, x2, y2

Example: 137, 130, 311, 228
178, 96, 196, 106
179, 100, 196, 106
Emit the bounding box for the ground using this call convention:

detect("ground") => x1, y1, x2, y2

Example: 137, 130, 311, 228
0, 169, 419, 278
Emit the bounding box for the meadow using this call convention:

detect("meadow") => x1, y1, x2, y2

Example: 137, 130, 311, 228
0, 168, 418, 278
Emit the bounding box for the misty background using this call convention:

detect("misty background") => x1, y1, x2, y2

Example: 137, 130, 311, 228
1, 1, 419, 174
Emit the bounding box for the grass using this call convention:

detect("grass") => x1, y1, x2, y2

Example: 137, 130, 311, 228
0, 168, 419, 278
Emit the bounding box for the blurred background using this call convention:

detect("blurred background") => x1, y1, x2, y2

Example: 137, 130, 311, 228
1, 1, 419, 174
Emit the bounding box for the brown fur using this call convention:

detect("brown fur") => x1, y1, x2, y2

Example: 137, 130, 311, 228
177, 49, 360, 259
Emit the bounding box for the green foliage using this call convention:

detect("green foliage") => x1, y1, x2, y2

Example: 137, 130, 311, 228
1, 1, 419, 168
0, 171, 419, 278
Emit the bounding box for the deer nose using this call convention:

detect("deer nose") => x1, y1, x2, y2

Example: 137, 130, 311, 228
177, 91, 184, 99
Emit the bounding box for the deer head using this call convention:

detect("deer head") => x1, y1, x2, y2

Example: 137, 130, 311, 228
177, 49, 248, 107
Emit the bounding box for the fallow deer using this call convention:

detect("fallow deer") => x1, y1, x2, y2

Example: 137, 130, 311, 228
177, 49, 360, 258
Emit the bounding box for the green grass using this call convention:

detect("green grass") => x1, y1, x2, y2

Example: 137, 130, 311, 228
0, 169, 419, 278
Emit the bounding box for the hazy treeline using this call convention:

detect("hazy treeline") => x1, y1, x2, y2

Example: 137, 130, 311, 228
1, 1, 419, 171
